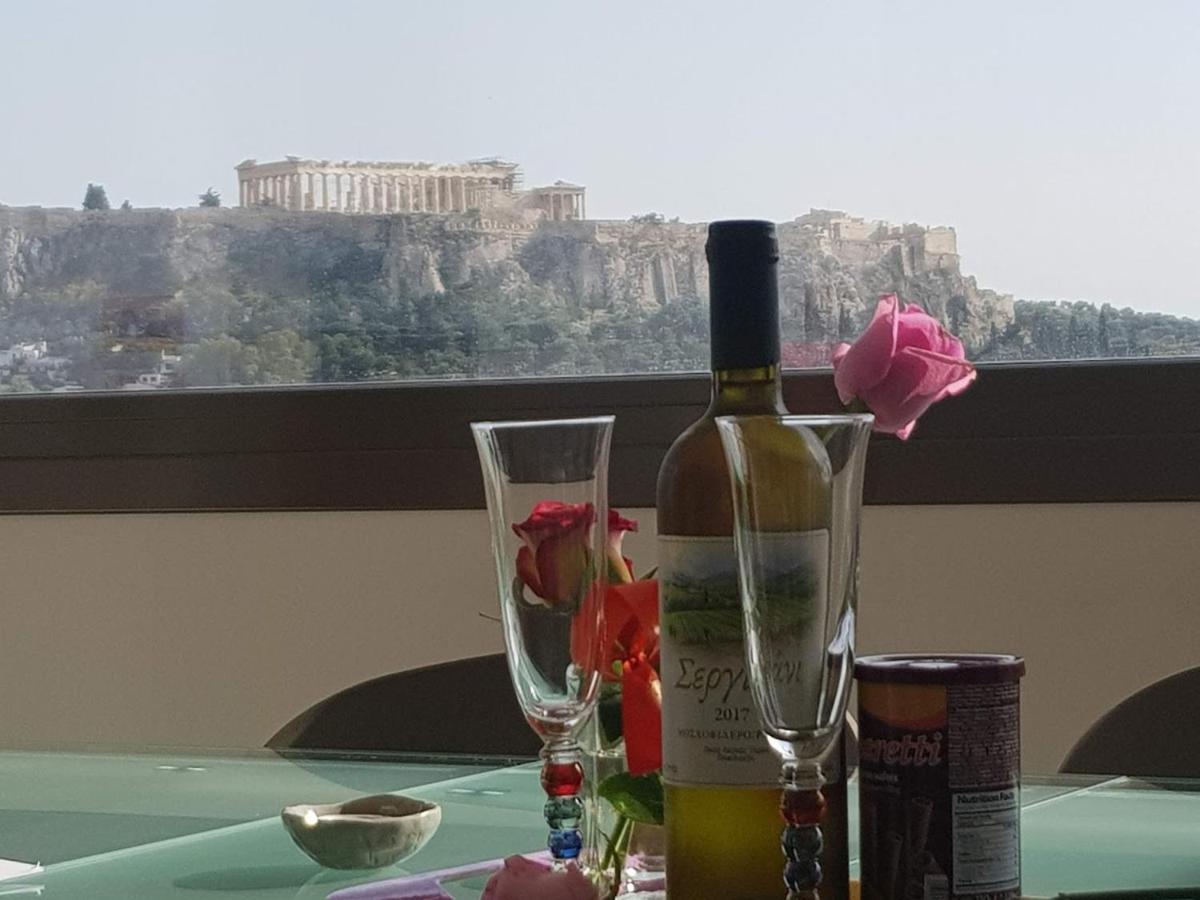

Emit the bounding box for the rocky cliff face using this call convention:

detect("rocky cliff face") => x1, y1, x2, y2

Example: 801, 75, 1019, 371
0, 205, 1020, 386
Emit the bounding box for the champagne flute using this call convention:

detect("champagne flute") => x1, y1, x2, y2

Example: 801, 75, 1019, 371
472, 416, 613, 864
716, 413, 872, 899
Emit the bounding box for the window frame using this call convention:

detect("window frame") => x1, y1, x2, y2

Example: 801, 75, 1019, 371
0, 358, 1195, 513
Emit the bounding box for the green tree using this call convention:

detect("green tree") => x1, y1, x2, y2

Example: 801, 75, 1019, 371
120, 199, 132, 211
254, 329, 316, 384
199, 187, 221, 208
82, 183, 110, 211
180, 336, 258, 386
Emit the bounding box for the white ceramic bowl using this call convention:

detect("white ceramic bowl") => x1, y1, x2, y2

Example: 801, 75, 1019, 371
281, 794, 442, 870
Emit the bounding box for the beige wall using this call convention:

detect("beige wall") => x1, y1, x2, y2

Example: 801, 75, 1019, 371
0, 504, 1195, 773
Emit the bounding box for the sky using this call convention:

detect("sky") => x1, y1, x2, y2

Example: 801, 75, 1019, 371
2, 0, 1198, 316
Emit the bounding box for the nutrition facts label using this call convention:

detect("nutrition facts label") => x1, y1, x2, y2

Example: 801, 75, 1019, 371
951, 789, 1020, 893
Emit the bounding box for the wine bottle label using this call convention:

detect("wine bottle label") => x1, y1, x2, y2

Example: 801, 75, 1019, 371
658, 532, 830, 786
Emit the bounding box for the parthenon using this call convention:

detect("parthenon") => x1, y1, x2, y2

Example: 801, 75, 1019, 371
235, 157, 586, 221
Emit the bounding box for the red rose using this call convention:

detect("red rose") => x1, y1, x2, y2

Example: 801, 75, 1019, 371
512, 501, 596, 606
607, 508, 638, 584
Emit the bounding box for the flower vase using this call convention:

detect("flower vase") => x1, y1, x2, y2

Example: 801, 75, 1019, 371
619, 821, 666, 895
581, 707, 625, 894
581, 709, 667, 898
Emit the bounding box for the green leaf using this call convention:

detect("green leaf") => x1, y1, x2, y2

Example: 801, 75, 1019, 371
597, 771, 664, 825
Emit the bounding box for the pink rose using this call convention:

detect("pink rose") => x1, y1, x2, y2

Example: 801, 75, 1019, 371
481, 854, 599, 900
832, 294, 976, 440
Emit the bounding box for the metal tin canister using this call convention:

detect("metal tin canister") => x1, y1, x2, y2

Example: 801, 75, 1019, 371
855, 654, 1025, 900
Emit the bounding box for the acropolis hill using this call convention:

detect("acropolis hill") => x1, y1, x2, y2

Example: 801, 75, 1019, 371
0, 203, 1006, 339
0, 201, 1192, 387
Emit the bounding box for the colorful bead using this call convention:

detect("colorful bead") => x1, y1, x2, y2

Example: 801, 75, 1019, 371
780, 786, 826, 826
541, 760, 584, 797
782, 823, 823, 861
784, 857, 822, 891
543, 795, 584, 830
548, 828, 583, 859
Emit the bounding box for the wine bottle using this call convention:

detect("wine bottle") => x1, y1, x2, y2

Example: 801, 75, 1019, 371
656, 220, 848, 900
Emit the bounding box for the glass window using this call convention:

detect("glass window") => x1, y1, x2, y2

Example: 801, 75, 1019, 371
0, 1, 1196, 393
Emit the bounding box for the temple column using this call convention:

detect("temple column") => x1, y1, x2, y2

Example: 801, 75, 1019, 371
407, 176, 415, 211
334, 174, 343, 210
457, 177, 466, 212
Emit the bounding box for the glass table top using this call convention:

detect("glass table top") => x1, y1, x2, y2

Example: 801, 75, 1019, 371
0, 747, 1196, 899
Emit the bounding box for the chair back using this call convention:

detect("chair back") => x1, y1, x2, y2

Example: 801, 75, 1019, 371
1060, 666, 1200, 778
268, 653, 542, 758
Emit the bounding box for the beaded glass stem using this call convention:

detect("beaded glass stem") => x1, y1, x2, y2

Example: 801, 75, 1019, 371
472, 416, 612, 865
780, 764, 827, 900
541, 741, 586, 859
717, 414, 872, 897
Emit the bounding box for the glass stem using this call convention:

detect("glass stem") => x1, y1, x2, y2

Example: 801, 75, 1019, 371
780, 762, 827, 900
540, 739, 585, 863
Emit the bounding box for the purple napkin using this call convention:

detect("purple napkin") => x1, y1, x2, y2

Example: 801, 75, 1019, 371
326, 852, 551, 900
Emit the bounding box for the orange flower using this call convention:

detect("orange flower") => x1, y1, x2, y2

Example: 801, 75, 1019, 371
622, 653, 663, 776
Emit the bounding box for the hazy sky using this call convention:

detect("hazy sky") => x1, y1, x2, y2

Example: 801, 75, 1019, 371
2, 0, 1197, 316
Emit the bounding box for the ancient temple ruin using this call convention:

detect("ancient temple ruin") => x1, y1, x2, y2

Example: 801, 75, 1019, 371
235, 157, 585, 221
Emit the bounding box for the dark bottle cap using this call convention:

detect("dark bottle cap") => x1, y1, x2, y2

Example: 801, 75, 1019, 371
706, 220, 781, 371
855, 654, 1026, 685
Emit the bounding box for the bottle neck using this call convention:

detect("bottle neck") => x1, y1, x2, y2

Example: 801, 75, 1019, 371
707, 364, 787, 416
